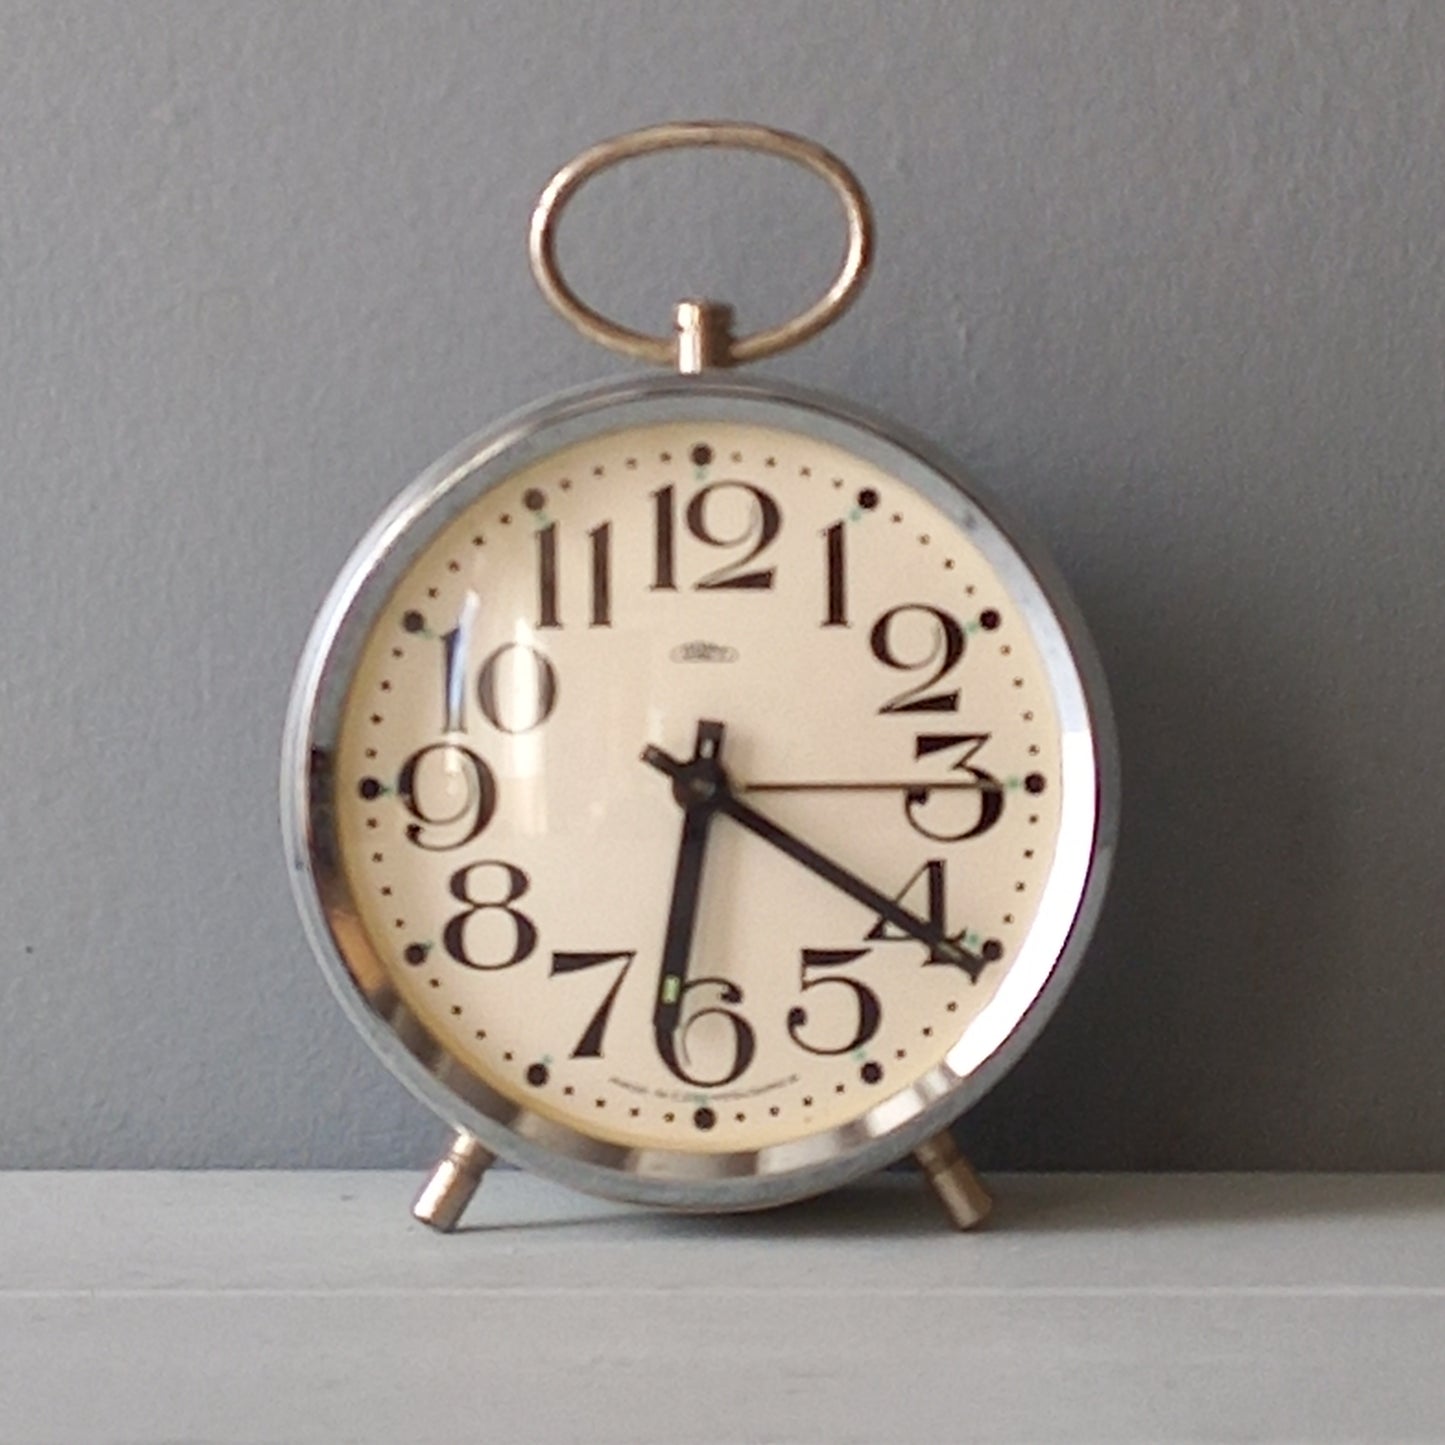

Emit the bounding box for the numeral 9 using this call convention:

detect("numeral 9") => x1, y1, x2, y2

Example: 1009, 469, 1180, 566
397, 743, 497, 851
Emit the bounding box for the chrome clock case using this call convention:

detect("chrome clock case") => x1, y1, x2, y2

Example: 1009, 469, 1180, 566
282, 374, 1119, 1216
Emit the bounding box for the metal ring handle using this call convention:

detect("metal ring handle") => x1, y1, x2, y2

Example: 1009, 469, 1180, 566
529, 121, 873, 368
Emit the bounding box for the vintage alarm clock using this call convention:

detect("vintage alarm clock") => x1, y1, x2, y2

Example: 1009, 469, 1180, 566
282, 123, 1118, 1231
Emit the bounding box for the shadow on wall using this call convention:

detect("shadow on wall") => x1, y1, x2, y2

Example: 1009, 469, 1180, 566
955, 554, 1351, 1172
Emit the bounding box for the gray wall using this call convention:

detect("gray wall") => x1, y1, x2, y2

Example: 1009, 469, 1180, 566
3, 1, 1442, 1170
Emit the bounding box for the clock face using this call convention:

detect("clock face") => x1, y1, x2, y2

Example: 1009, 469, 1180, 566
296, 390, 1107, 1185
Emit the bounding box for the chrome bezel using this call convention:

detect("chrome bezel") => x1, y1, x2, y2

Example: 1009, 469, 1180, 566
281, 375, 1119, 1211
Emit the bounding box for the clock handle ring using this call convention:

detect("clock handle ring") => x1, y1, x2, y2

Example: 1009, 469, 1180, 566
529, 121, 873, 370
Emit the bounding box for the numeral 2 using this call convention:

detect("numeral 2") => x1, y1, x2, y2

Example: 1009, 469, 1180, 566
870, 605, 965, 713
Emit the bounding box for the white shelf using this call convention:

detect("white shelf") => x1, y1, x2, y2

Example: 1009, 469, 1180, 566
2, 1171, 1442, 1442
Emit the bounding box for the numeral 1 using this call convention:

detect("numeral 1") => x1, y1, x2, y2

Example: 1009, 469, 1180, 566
651, 485, 677, 591
440, 625, 466, 733
823, 521, 847, 626
588, 522, 612, 626
536, 524, 560, 629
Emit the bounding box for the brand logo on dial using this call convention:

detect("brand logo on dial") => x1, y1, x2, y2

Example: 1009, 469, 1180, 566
670, 640, 739, 664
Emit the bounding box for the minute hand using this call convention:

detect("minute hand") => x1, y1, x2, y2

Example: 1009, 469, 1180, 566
711, 789, 977, 974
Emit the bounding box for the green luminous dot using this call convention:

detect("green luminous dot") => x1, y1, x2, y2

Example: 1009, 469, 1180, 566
661, 977, 681, 1005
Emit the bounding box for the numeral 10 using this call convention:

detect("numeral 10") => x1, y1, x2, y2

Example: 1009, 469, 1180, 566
440, 631, 559, 735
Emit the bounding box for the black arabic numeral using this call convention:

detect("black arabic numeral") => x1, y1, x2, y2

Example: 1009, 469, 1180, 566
439, 625, 467, 733
871, 604, 966, 713
905, 733, 1005, 841
865, 859, 982, 974
536, 524, 560, 629
442, 861, 538, 970
535, 522, 611, 629
654, 976, 756, 1087
651, 485, 677, 590
550, 950, 636, 1058
398, 743, 497, 851
652, 481, 783, 591
588, 521, 612, 626
786, 948, 880, 1056
688, 482, 781, 589
822, 521, 848, 626
476, 642, 558, 734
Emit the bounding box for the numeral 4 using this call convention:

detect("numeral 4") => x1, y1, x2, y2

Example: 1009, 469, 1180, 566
865, 860, 993, 978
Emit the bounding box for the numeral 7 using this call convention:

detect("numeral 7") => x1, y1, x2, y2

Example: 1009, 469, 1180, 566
550, 951, 636, 1058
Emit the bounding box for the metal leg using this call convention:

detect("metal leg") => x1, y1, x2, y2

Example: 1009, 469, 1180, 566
412, 1131, 495, 1232
914, 1130, 992, 1231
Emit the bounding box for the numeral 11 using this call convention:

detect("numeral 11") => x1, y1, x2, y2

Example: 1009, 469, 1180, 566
536, 522, 612, 628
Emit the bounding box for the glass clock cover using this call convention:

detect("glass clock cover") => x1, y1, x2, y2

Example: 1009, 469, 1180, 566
283, 378, 1116, 1209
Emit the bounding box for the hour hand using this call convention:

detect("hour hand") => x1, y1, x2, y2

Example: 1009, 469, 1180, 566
647, 721, 727, 1037
642, 721, 725, 809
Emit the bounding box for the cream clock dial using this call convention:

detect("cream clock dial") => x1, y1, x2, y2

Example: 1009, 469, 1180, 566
286, 381, 1113, 1211
283, 123, 1116, 1228
333, 417, 1065, 1155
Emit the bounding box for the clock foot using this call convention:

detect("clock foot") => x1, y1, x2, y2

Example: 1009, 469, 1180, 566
412, 1131, 495, 1232
914, 1131, 992, 1231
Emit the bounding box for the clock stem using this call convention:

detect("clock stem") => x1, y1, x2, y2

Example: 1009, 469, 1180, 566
914, 1130, 992, 1231
674, 299, 735, 373
412, 1131, 495, 1232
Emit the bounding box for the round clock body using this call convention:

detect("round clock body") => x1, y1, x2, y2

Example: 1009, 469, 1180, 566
282, 375, 1117, 1211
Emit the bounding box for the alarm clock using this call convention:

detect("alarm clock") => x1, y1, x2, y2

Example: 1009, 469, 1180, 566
282, 123, 1117, 1231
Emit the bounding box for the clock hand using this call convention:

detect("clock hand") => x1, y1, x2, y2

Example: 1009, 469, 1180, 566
715, 791, 975, 971
741, 780, 1001, 794
643, 739, 976, 974
646, 720, 727, 1042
